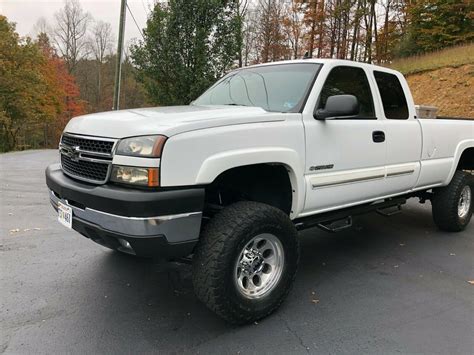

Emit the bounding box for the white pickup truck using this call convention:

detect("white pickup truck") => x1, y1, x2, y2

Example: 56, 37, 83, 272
46, 59, 474, 324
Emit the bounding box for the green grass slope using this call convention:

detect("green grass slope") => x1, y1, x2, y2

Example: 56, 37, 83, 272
387, 43, 474, 75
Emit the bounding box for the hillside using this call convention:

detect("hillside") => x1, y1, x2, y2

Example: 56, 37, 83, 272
387, 44, 474, 118
406, 64, 474, 118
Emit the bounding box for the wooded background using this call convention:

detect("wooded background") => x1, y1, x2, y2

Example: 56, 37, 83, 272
1, 0, 472, 152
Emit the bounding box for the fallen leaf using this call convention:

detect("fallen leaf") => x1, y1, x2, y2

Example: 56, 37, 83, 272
311, 299, 319, 304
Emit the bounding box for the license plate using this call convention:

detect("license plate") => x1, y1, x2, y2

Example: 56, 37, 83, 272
58, 201, 72, 229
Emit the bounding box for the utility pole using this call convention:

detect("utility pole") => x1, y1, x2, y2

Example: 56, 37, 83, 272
113, 0, 127, 110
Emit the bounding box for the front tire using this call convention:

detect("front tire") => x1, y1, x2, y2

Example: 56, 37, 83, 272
192, 201, 299, 324
432, 170, 473, 232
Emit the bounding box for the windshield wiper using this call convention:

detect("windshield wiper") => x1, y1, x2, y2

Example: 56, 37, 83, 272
224, 103, 251, 107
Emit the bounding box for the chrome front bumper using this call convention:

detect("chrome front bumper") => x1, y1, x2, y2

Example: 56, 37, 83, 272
46, 163, 205, 257
49, 190, 202, 243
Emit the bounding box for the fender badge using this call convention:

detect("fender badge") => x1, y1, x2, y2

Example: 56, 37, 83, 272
310, 164, 334, 171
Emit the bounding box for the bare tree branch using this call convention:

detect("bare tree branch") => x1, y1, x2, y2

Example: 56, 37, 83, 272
53, 0, 91, 73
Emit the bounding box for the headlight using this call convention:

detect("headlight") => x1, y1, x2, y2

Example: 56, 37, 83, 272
116, 135, 167, 157
110, 165, 159, 187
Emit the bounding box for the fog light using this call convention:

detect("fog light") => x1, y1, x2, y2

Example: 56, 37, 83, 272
119, 239, 131, 249
118, 238, 135, 255
110, 165, 159, 187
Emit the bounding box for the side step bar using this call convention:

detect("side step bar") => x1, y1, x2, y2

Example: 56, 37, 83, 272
294, 197, 406, 232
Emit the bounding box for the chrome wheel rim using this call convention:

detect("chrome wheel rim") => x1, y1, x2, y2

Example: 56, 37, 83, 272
234, 233, 284, 299
458, 185, 472, 219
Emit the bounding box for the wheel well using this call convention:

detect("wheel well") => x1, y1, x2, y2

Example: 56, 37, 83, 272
204, 164, 293, 216
457, 147, 474, 171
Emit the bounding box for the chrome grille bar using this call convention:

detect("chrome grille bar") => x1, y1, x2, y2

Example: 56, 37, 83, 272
59, 133, 118, 184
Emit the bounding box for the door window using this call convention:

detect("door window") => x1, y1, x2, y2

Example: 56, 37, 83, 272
317, 66, 375, 118
374, 71, 409, 119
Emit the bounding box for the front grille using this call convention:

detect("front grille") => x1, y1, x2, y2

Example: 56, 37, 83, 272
60, 134, 116, 184
61, 135, 114, 154
61, 155, 110, 182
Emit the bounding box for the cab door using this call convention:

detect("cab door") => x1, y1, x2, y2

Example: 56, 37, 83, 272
371, 70, 422, 195
301, 64, 387, 216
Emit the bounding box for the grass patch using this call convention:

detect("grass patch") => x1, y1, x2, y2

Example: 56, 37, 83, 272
386, 43, 474, 75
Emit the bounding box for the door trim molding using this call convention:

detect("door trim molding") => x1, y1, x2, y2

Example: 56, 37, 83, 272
386, 163, 417, 178
310, 163, 418, 189
310, 167, 386, 188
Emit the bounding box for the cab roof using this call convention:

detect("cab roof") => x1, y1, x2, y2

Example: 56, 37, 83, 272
241, 58, 401, 76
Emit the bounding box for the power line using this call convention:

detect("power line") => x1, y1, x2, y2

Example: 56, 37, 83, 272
126, 3, 145, 41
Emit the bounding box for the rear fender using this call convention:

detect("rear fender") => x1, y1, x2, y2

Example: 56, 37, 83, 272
444, 139, 474, 185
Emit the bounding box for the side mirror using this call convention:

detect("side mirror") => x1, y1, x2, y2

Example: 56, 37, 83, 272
314, 94, 359, 120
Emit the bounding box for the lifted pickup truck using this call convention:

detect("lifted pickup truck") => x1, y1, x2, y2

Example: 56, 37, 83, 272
46, 59, 474, 324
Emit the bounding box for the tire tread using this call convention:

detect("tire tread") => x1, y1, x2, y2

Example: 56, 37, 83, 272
432, 170, 473, 232
192, 201, 299, 324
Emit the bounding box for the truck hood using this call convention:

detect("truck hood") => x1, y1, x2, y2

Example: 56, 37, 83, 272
64, 105, 286, 138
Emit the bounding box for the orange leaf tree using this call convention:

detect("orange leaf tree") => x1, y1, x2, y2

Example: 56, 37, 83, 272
0, 16, 85, 151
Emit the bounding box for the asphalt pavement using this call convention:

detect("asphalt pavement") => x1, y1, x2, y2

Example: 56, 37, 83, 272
1, 150, 473, 354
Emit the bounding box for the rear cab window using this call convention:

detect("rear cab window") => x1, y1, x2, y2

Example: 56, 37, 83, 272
317, 66, 376, 119
374, 71, 409, 119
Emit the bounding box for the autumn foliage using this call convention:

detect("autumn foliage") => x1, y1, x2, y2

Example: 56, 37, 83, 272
37, 33, 85, 137
0, 16, 84, 151
1, 0, 473, 151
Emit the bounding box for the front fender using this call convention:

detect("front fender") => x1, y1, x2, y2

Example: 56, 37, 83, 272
195, 147, 305, 218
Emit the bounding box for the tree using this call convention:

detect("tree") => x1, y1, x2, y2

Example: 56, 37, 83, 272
53, 0, 91, 73
236, 0, 249, 66
283, 0, 305, 59
89, 21, 113, 107
257, 0, 289, 62
90, 21, 113, 64
242, 7, 260, 65
0, 17, 63, 151
300, 0, 325, 58
131, 0, 241, 106
37, 33, 85, 132
32, 17, 51, 37
397, 0, 474, 57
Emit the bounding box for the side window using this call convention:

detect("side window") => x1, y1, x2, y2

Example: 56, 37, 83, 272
317, 66, 375, 118
374, 71, 409, 119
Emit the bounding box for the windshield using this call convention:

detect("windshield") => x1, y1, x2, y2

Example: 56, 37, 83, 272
193, 63, 322, 113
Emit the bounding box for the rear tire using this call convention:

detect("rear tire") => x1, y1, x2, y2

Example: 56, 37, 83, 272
432, 170, 473, 232
192, 201, 299, 324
